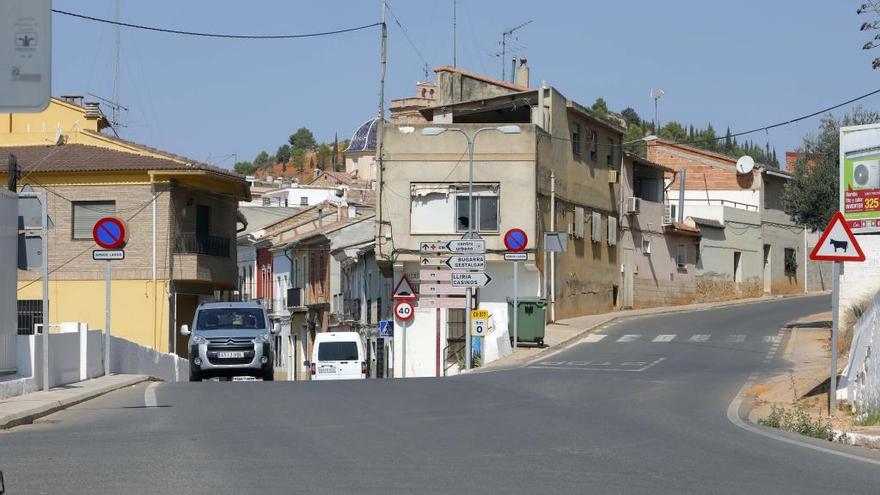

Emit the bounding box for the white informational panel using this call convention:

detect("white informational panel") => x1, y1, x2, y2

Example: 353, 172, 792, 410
840, 123, 880, 233
0, 0, 51, 113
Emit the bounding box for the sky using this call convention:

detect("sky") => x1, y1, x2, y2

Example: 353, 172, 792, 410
50, 0, 880, 169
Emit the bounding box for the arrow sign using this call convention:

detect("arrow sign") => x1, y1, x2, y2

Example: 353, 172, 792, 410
420, 257, 445, 266
445, 255, 485, 271
421, 284, 467, 296
419, 269, 452, 282
810, 211, 865, 262
451, 272, 492, 287
446, 239, 485, 253
420, 241, 451, 253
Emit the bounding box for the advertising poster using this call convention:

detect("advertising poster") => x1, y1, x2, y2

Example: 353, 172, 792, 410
840, 124, 880, 233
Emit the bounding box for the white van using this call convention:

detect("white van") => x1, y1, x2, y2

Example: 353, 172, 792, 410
310, 332, 367, 380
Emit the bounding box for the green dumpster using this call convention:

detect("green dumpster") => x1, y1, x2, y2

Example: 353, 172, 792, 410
506, 297, 547, 346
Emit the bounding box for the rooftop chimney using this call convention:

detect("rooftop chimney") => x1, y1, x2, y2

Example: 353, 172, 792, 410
516, 58, 529, 88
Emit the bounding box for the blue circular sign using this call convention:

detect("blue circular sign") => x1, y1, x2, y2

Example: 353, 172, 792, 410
504, 228, 528, 252
92, 217, 126, 249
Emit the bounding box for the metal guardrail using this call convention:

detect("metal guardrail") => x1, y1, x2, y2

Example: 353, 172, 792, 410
676, 198, 759, 212
173, 232, 231, 257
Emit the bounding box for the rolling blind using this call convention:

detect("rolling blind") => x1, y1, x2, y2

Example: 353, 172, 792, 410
72, 201, 115, 239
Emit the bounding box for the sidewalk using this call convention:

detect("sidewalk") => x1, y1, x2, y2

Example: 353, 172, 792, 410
482, 292, 828, 371
0, 374, 150, 430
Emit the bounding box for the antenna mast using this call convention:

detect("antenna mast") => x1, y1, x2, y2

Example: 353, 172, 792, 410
453, 0, 457, 67
113, 0, 121, 127
500, 20, 532, 81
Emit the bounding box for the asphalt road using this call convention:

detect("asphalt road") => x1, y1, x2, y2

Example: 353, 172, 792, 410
4, 295, 880, 494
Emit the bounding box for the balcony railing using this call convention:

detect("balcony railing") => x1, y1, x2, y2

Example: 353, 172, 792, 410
174, 232, 231, 257
674, 198, 759, 212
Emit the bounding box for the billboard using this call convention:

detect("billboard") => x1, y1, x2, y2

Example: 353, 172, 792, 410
841, 124, 880, 233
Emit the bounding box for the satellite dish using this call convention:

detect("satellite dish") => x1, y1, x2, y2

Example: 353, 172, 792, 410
736, 155, 755, 175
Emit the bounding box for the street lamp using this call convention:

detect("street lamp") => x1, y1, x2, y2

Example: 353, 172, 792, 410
421, 124, 522, 370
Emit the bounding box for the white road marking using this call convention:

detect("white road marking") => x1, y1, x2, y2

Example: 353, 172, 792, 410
529, 357, 665, 373
726, 334, 746, 343
653, 334, 676, 342
617, 334, 640, 342
764, 335, 782, 343
689, 334, 710, 342
580, 334, 607, 343
144, 382, 159, 408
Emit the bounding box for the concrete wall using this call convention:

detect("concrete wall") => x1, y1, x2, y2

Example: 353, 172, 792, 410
843, 289, 880, 416
840, 234, 880, 314
0, 189, 16, 372
695, 207, 764, 300
110, 335, 187, 383
12, 329, 104, 392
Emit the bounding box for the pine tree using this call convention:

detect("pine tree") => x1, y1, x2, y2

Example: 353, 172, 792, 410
724, 127, 732, 153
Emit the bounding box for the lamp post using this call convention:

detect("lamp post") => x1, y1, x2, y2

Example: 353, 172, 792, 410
421, 125, 521, 370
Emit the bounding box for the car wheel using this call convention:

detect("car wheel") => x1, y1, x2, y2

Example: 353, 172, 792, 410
189, 366, 202, 382
262, 370, 274, 381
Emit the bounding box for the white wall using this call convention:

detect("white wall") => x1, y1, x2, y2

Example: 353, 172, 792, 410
0, 189, 17, 372
262, 187, 340, 207
667, 189, 760, 209
110, 335, 187, 382
840, 234, 880, 311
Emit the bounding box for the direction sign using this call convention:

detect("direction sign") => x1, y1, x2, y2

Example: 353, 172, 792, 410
420, 241, 451, 254
92, 217, 127, 249
504, 252, 528, 262
503, 228, 528, 252
418, 297, 468, 309
421, 284, 467, 296
447, 239, 485, 253
419, 269, 452, 282
92, 250, 124, 261
810, 211, 866, 262
394, 301, 415, 321
445, 255, 485, 271
451, 272, 492, 288
420, 257, 445, 267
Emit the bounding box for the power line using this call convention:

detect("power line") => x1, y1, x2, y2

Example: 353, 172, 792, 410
52, 9, 381, 40
385, 2, 431, 78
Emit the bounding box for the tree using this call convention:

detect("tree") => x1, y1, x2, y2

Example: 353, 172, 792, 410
658, 121, 687, 142
275, 144, 291, 165
783, 106, 880, 230
591, 98, 608, 117
723, 127, 733, 153
623, 124, 647, 158
233, 161, 257, 175
292, 148, 306, 173
317, 144, 331, 171
254, 150, 272, 167
288, 127, 317, 151
621, 107, 641, 127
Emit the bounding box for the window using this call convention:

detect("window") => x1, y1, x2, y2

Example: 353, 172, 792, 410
607, 217, 618, 246
456, 195, 499, 232
607, 138, 615, 166
262, 197, 271, 206
676, 244, 687, 268
300, 196, 309, 206
367, 299, 372, 325
589, 130, 598, 161
591, 212, 602, 243
784, 248, 798, 277
447, 308, 466, 340
642, 239, 651, 254
318, 341, 359, 361
17, 300, 43, 335
72, 201, 115, 239
196, 308, 266, 330
572, 123, 581, 156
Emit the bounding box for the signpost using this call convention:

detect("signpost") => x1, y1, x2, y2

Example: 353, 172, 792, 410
809, 211, 865, 416
93, 217, 127, 376
451, 272, 492, 288
503, 229, 529, 348
840, 124, 880, 233
444, 255, 485, 271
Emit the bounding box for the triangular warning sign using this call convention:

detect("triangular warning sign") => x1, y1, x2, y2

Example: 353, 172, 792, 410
392, 275, 418, 301
810, 212, 866, 262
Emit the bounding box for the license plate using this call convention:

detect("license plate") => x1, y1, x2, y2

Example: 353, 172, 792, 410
232, 376, 257, 381
217, 351, 245, 359
320, 365, 336, 373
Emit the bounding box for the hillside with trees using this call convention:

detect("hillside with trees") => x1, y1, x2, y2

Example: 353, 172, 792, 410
233, 126, 348, 181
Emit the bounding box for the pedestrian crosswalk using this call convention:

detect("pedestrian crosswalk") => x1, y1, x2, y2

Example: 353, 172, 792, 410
577, 333, 770, 345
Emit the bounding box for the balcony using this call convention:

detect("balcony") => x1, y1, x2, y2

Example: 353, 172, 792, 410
174, 232, 231, 257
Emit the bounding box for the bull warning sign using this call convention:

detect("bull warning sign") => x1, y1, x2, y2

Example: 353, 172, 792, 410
810, 211, 865, 262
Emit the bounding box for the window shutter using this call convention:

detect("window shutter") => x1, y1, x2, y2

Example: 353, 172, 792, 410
72, 201, 115, 239
574, 207, 585, 239
607, 216, 618, 246
591, 212, 602, 243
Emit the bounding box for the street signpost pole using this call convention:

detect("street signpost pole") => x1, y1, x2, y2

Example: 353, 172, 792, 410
513, 261, 519, 349
40, 192, 48, 391
830, 260, 840, 416
105, 259, 111, 376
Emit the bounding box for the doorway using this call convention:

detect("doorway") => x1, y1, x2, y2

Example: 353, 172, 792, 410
763, 244, 771, 293
734, 251, 743, 284
621, 248, 634, 309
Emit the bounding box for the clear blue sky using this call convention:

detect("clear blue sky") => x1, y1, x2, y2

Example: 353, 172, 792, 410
51, 0, 879, 168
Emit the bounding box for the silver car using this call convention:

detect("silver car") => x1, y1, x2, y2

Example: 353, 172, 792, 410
180, 302, 280, 382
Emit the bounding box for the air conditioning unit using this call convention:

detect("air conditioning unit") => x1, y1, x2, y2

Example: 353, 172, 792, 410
607, 170, 618, 183
662, 203, 675, 225
625, 197, 641, 215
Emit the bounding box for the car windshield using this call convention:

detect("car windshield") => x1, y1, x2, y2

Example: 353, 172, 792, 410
196, 308, 265, 330
318, 342, 358, 361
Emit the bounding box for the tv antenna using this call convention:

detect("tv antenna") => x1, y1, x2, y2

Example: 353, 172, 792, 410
498, 20, 532, 82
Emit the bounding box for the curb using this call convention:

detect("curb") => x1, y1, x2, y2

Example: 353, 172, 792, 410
833, 430, 880, 449
482, 292, 828, 372
0, 375, 150, 430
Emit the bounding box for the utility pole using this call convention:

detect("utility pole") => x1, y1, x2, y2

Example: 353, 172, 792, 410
500, 20, 532, 82
453, 0, 457, 67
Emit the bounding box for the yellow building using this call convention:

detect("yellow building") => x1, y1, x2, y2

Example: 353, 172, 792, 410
2, 97, 249, 356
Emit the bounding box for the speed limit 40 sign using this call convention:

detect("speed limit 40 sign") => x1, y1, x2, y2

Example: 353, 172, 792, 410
394, 301, 414, 321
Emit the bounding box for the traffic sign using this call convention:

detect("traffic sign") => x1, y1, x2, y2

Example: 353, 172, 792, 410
392, 275, 418, 300
809, 212, 866, 262
471, 318, 487, 337
92, 217, 127, 249
421, 284, 467, 296
447, 239, 485, 253
378, 320, 394, 337
394, 301, 415, 321
0, 0, 52, 113
445, 255, 485, 271
418, 297, 467, 309
504, 252, 528, 262
419, 269, 452, 282
420, 257, 445, 267
451, 272, 492, 287
471, 309, 490, 319
92, 250, 124, 261
503, 228, 528, 252
420, 241, 451, 254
